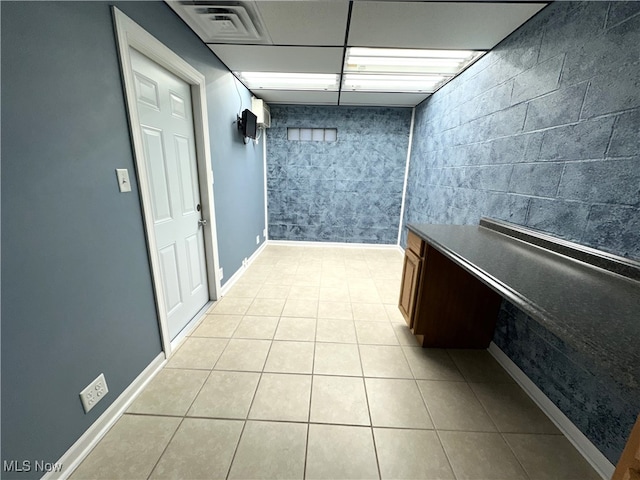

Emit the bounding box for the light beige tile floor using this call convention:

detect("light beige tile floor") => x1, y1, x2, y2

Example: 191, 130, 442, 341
70, 244, 601, 480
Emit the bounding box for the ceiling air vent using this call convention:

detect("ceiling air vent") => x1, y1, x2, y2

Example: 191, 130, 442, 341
168, 1, 271, 44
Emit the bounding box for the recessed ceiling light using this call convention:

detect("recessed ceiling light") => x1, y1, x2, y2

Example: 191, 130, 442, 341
343, 73, 450, 93
348, 56, 466, 68
348, 47, 481, 59
343, 47, 485, 93
235, 72, 339, 91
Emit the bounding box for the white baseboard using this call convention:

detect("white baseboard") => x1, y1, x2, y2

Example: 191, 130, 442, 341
488, 342, 614, 480
169, 300, 214, 353
44, 353, 166, 480
220, 241, 268, 296
48, 242, 276, 479
220, 240, 402, 296
267, 239, 401, 250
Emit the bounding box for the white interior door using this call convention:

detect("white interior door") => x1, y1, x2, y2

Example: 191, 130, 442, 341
130, 48, 209, 339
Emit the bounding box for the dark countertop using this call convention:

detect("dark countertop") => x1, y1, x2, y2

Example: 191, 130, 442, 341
407, 222, 640, 392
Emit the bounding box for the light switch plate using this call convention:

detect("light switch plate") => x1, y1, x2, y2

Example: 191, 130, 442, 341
116, 169, 131, 193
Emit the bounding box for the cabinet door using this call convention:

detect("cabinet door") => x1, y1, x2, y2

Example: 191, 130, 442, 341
399, 248, 421, 328
613, 414, 640, 480
413, 247, 502, 348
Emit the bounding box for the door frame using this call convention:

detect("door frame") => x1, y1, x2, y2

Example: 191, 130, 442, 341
112, 7, 221, 356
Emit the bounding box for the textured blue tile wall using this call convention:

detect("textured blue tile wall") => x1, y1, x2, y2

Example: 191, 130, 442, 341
267, 105, 411, 244
403, 1, 639, 260
402, 0, 640, 465
494, 301, 640, 464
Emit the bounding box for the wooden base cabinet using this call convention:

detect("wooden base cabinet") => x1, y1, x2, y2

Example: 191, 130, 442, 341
399, 230, 502, 348
398, 230, 425, 330
613, 414, 640, 480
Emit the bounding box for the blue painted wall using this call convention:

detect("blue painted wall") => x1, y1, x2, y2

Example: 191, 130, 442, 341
112, 3, 266, 283
402, 0, 640, 464
1, 2, 263, 477
267, 105, 411, 244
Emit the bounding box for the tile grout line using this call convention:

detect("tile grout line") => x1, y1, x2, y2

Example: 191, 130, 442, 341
356, 322, 383, 480
302, 313, 318, 480
223, 332, 274, 479
145, 416, 186, 480
454, 352, 534, 480
417, 348, 462, 480
223, 418, 248, 480
127, 411, 497, 431
400, 341, 460, 479
126, 408, 535, 431
86, 245, 593, 479
139, 328, 235, 479
431, 423, 459, 480
500, 430, 534, 480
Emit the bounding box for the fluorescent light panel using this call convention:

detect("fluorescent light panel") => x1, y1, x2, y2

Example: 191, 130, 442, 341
235, 48, 485, 95
343, 47, 485, 93
343, 74, 451, 93
348, 47, 479, 59
236, 72, 339, 91
349, 57, 466, 67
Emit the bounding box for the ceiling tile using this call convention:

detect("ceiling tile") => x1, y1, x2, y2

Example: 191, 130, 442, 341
339, 91, 429, 107
254, 1, 350, 46
208, 45, 344, 73
254, 90, 339, 105
169, 0, 549, 107
348, 2, 547, 50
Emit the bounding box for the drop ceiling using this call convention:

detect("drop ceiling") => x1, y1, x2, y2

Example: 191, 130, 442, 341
167, 1, 548, 107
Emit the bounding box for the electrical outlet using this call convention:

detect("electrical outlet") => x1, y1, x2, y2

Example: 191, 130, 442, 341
80, 373, 109, 413
218, 267, 224, 280
263, 228, 267, 239
256, 235, 260, 245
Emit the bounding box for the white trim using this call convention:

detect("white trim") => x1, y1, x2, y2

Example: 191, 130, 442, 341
268, 240, 403, 250
397, 106, 415, 246
263, 128, 269, 241
220, 241, 269, 296
44, 354, 166, 480
220, 267, 247, 297
169, 300, 213, 353
219, 239, 403, 297
488, 342, 614, 480
112, 8, 221, 357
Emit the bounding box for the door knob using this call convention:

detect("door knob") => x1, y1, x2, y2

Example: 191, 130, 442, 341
198, 219, 208, 227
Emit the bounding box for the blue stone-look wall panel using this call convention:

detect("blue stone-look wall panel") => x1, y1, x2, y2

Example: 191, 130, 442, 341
403, 1, 640, 261
402, 0, 640, 465
494, 300, 640, 464
267, 105, 411, 244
